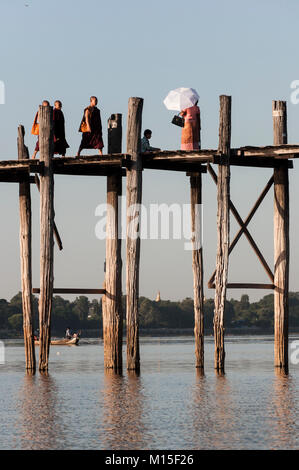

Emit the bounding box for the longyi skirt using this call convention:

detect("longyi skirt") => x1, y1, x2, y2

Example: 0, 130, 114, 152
181, 120, 200, 151
79, 132, 104, 151
35, 138, 69, 156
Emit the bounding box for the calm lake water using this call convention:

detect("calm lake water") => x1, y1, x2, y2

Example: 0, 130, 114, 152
0, 335, 299, 450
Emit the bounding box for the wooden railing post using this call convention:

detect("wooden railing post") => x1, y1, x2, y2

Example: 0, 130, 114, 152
103, 114, 123, 370
272, 100, 289, 371
214, 95, 231, 372
18, 125, 36, 371
190, 172, 204, 368
38, 105, 54, 372
126, 97, 143, 371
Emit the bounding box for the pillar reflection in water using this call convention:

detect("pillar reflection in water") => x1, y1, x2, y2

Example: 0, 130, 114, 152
267, 369, 297, 449
192, 371, 238, 449
100, 370, 150, 449
191, 370, 212, 449
14, 372, 63, 450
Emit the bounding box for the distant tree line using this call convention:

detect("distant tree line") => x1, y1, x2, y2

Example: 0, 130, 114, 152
1, 292, 299, 335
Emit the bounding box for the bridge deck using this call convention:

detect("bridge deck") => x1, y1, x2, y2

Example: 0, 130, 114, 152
0, 143, 297, 181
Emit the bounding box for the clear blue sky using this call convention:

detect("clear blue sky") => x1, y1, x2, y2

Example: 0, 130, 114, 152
0, 0, 299, 303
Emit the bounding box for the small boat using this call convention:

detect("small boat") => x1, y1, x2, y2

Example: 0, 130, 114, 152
35, 336, 79, 346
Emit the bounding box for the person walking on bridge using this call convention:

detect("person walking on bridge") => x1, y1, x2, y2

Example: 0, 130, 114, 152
77, 96, 104, 157
31, 100, 69, 158
31, 100, 50, 159
53, 100, 69, 157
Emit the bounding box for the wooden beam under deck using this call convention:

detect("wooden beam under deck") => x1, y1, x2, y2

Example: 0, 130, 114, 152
33, 288, 106, 295
53, 155, 128, 176
54, 167, 127, 177
209, 283, 275, 290
0, 174, 35, 183
214, 155, 293, 169
143, 161, 208, 172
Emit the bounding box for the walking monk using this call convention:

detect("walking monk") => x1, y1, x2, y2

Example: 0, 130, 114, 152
77, 96, 104, 157
31, 100, 50, 159
31, 100, 69, 158
53, 100, 69, 157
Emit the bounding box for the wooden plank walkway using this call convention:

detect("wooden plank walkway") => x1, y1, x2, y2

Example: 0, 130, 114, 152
0, 143, 297, 180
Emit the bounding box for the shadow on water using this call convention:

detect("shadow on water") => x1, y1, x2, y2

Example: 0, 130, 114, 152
13, 372, 64, 450
99, 369, 152, 450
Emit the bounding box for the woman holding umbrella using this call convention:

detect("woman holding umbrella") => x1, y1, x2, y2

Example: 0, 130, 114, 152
180, 100, 201, 151
164, 88, 201, 150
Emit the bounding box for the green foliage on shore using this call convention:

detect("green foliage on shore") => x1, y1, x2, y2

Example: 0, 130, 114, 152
1, 291, 299, 334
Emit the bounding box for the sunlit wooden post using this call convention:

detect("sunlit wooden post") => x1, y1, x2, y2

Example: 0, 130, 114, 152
214, 95, 231, 372
126, 98, 143, 371
18, 125, 36, 371
272, 100, 289, 371
38, 105, 54, 372
190, 172, 204, 368
103, 114, 123, 370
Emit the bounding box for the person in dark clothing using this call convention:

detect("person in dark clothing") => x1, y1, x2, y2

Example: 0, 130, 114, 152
31, 100, 50, 159
53, 100, 69, 157
77, 96, 104, 157
31, 100, 69, 158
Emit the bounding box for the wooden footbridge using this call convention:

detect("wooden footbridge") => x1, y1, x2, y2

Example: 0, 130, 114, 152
3, 97, 297, 373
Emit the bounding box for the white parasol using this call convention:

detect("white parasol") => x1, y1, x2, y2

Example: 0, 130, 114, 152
163, 87, 199, 111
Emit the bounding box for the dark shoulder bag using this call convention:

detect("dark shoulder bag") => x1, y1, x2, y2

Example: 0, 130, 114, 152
172, 113, 185, 128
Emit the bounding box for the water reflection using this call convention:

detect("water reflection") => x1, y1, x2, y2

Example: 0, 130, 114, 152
2, 337, 299, 450
213, 374, 239, 448
191, 371, 212, 449
100, 370, 150, 449
191, 371, 239, 449
14, 373, 63, 449
267, 370, 298, 449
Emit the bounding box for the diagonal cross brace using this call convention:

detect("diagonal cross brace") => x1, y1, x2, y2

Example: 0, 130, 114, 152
207, 163, 274, 287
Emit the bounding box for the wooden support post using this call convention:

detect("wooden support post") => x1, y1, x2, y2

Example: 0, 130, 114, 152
38, 105, 54, 372
103, 114, 123, 370
18, 125, 36, 371
34, 174, 63, 251
273, 100, 289, 370
126, 97, 143, 371
214, 95, 231, 372
190, 171, 204, 368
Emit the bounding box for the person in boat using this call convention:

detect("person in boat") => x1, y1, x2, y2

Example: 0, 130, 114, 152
31, 100, 50, 159
65, 327, 72, 339
53, 100, 69, 157
77, 96, 104, 157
